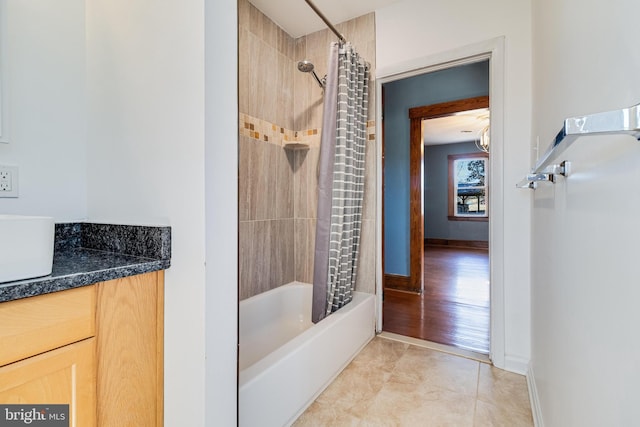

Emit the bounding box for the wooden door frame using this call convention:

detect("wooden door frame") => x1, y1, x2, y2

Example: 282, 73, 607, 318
384, 96, 490, 294
408, 97, 490, 291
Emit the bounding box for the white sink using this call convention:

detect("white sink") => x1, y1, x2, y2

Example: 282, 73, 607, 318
0, 215, 55, 283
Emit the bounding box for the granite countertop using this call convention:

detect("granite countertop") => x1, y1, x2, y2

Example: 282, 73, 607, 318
0, 223, 171, 303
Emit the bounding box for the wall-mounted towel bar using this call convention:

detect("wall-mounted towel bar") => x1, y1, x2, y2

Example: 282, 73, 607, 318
517, 102, 640, 189
517, 162, 571, 189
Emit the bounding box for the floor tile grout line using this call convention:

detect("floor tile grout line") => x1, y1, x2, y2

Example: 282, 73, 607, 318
473, 361, 481, 425
294, 336, 533, 426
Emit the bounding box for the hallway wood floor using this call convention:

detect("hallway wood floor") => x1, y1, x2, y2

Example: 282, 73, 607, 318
383, 245, 490, 354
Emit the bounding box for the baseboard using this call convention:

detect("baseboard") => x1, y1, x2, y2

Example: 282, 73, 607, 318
424, 238, 488, 249
503, 354, 529, 375
527, 363, 544, 427
384, 274, 420, 293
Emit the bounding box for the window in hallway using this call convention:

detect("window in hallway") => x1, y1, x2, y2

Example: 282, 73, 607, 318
448, 153, 489, 219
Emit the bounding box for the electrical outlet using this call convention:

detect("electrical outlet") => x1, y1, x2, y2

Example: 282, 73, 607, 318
0, 165, 18, 198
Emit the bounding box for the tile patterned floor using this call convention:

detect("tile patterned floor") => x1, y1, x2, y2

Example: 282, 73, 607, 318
293, 337, 533, 426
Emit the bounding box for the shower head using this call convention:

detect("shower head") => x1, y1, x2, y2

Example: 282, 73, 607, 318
297, 60, 315, 73
297, 60, 325, 89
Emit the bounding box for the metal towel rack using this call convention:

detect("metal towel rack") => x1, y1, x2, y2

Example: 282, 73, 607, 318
517, 102, 640, 189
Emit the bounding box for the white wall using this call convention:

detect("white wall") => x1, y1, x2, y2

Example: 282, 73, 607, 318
530, 0, 640, 425
1, 0, 238, 424
0, 0, 87, 221
204, 1, 238, 426
85, 0, 229, 425
375, 0, 532, 371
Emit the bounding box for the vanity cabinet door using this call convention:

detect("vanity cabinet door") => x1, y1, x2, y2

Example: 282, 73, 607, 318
96, 271, 164, 427
0, 338, 97, 426
0, 271, 164, 427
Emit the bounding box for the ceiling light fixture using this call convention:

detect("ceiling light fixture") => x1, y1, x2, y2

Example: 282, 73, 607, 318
476, 125, 490, 153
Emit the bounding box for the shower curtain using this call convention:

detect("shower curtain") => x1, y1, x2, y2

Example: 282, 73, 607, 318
312, 42, 370, 324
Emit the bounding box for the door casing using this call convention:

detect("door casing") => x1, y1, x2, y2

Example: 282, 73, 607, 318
375, 37, 506, 367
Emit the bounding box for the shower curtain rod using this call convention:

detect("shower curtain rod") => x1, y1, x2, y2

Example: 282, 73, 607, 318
304, 0, 347, 44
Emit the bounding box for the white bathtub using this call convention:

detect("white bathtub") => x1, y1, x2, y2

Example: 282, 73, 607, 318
239, 282, 375, 427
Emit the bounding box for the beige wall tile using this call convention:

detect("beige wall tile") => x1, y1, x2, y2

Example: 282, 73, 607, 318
276, 147, 295, 219
239, 9, 377, 297
276, 52, 294, 129
248, 3, 264, 40
293, 148, 318, 219
293, 38, 307, 130
239, 220, 273, 300
241, 137, 288, 221
355, 219, 375, 294
277, 26, 294, 60
367, 76, 376, 120
237, 0, 250, 31
238, 136, 252, 221
265, 50, 280, 124
304, 30, 330, 68
248, 35, 276, 123
291, 148, 306, 217
295, 218, 316, 283
333, 20, 353, 45
298, 31, 327, 131
261, 142, 294, 220
247, 32, 260, 118
252, 220, 272, 296
294, 35, 306, 60
239, 219, 295, 300
250, 138, 268, 220
362, 140, 376, 221
238, 27, 250, 115
260, 8, 277, 49
238, 220, 254, 300
241, 135, 268, 221
305, 148, 319, 218
263, 143, 279, 220
270, 219, 296, 289
353, 13, 375, 47
333, 13, 374, 61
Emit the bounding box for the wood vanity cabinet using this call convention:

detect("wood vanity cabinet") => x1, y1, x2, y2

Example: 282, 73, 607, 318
0, 285, 97, 426
0, 271, 164, 427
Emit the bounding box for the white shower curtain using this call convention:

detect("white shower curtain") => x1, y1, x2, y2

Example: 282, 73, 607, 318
312, 42, 370, 323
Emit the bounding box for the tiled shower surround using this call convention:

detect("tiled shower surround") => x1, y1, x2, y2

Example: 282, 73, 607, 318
238, 0, 376, 300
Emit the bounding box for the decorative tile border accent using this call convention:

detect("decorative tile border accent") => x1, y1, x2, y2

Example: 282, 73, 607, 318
239, 113, 376, 148
367, 120, 376, 141
239, 113, 298, 146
